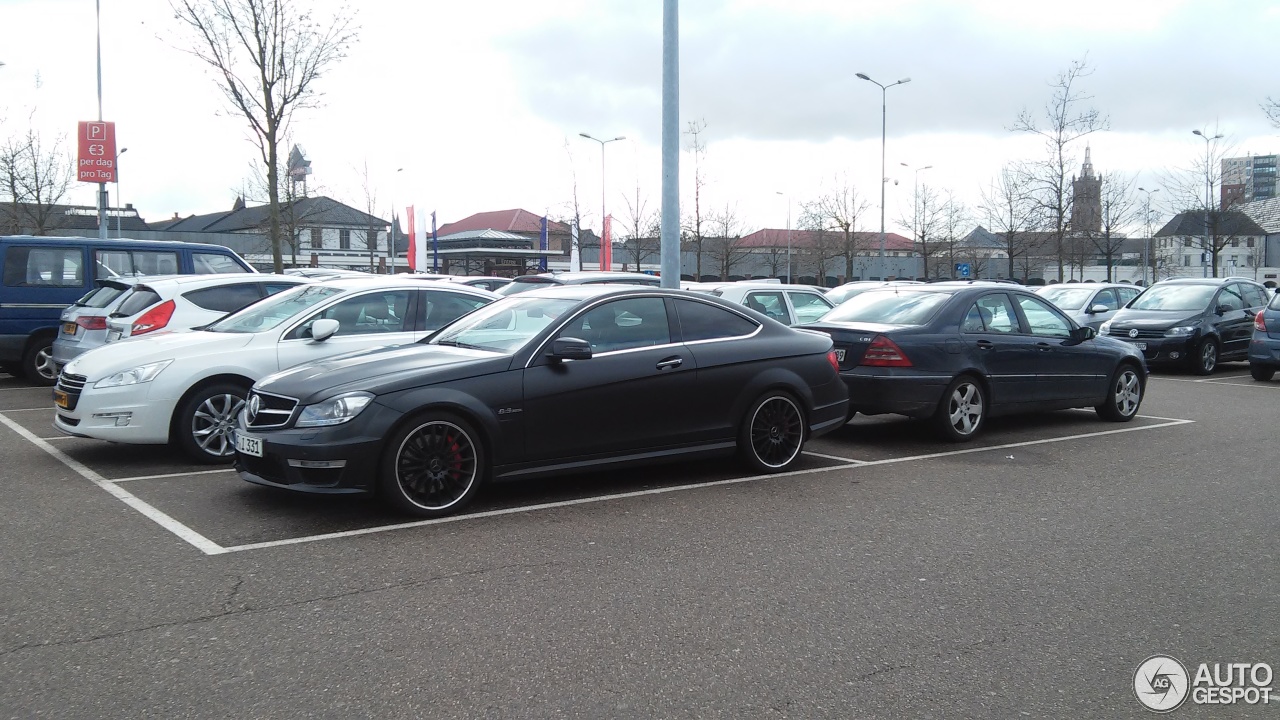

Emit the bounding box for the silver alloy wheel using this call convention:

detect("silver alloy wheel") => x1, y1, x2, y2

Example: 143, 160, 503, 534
190, 392, 246, 457
1112, 367, 1142, 418
394, 420, 479, 511
1200, 341, 1217, 373
33, 346, 57, 381
947, 381, 983, 436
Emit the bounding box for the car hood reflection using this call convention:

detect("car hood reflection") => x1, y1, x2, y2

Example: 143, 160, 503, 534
259, 343, 507, 403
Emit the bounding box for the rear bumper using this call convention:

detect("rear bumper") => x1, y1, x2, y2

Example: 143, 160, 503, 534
1249, 336, 1280, 365
807, 377, 850, 438
840, 370, 950, 418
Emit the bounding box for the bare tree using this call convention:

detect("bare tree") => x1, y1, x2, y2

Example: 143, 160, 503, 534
981, 165, 1042, 280
1159, 127, 1240, 276
1090, 171, 1139, 280
803, 176, 871, 281
795, 212, 843, 284
1011, 57, 1108, 282
172, 0, 357, 273
937, 191, 971, 279
619, 179, 660, 271
553, 137, 587, 269
242, 153, 329, 266
896, 183, 946, 278
705, 203, 750, 280
357, 160, 382, 272
0, 125, 73, 235
681, 119, 709, 279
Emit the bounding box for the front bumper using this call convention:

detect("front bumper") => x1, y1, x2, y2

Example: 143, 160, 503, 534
1108, 335, 1194, 365
839, 369, 949, 419
52, 381, 177, 444
234, 406, 397, 495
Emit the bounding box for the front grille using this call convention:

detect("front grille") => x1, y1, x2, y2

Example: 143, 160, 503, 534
246, 390, 298, 429
1108, 328, 1164, 340
238, 453, 290, 484
57, 372, 88, 393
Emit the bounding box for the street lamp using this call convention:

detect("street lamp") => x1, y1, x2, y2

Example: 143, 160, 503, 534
775, 191, 791, 282
1137, 186, 1160, 285
114, 147, 127, 237
1192, 129, 1222, 278
579, 132, 626, 271
856, 72, 910, 280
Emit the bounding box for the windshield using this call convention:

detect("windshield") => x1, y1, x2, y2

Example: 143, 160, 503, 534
431, 296, 578, 353
1128, 284, 1216, 312
204, 284, 343, 333
821, 289, 953, 325
1037, 286, 1096, 311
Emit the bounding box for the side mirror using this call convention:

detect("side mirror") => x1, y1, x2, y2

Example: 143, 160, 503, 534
549, 336, 592, 361
1070, 326, 1096, 342
1087, 304, 1109, 315
311, 318, 340, 342
1215, 304, 1229, 316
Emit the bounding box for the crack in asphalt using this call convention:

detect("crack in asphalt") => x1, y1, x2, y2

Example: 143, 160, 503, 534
0, 559, 566, 658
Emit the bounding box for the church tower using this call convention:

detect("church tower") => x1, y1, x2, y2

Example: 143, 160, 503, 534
1070, 146, 1101, 233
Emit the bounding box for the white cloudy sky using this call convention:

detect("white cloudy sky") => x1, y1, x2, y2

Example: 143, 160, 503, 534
2, 0, 1278, 236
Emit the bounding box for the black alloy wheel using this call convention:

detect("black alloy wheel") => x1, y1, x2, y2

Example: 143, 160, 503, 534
740, 391, 805, 472
934, 374, 986, 442
1096, 364, 1143, 422
1192, 337, 1218, 376
381, 413, 484, 517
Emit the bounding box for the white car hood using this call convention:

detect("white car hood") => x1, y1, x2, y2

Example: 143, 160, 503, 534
64, 330, 256, 380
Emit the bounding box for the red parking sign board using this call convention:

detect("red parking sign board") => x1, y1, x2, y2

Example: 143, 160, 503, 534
77, 121, 117, 183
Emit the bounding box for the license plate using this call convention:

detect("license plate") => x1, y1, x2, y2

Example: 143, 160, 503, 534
1133, 342, 1147, 350
106, 329, 123, 342
53, 389, 69, 409
834, 348, 846, 362
62, 322, 77, 335
235, 432, 263, 457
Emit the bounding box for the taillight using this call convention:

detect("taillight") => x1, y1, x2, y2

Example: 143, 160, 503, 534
1255, 312, 1268, 333
860, 335, 913, 367
75, 316, 108, 331
826, 350, 840, 372
131, 299, 175, 335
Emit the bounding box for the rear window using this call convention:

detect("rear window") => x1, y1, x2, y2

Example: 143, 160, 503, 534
183, 283, 263, 313
80, 284, 130, 308
113, 288, 163, 317
821, 289, 953, 326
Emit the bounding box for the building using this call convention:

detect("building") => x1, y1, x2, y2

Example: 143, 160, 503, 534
1222, 153, 1278, 208
735, 228, 919, 283
1, 201, 149, 237
1070, 146, 1101, 233
1153, 210, 1267, 278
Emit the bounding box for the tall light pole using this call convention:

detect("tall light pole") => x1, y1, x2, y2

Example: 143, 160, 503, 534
114, 148, 128, 237
856, 72, 910, 280
775, 191, 791, 282
1192, 129, 1222, 278
580, 132, 626, 270
1137, 186, 1160, 285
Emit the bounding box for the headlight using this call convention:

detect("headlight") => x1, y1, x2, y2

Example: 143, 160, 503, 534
1098, 322, 1112, 335
93, 360, 173, 388
1165, 326, 1197, 336
295, 392, 375, 427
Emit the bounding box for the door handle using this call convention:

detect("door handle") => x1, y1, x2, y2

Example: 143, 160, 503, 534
656, 357, 683, 370
1035, 342, 1052, 352
976, 340, 994, 350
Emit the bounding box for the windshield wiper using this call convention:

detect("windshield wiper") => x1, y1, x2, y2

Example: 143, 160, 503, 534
435, 339, 486, 350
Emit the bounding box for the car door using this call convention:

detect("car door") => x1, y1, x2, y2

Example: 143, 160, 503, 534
275, 289, 419, 372
1012, 293, 1108, 402
1213, 283, 1251, 357
959, 292, 1041, 407
520, 296, 696, 462
785, 290, 834, 325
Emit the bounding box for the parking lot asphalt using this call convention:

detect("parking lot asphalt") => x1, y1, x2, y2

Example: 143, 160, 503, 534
1, 365, 1277, 718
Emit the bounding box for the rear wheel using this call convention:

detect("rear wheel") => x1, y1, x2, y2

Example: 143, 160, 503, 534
380, 412, 485, 517
934, 375, 986, 442
1251, 363, 1276, 382
22, 336, 57, 386
1191, 337, 1218, 375
175, 382, 250, 463
1095, 364, 1143, 421
739, 391, 806, 473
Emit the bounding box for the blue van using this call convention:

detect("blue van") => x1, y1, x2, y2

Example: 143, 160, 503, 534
1, 235, 254, 384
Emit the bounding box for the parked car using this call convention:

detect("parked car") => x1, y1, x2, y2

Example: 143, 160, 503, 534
694, 282, 834, 326
825, 280, 924, 306
282, 267, 370, 278
1035, 282, 1143, 329
1099, 277, 1270, 374
50, 277, 151, 370
404, 274, 513, 293
799, 282, 1147, 441
495, 271, 660, 296
53, 277, 498, 463
233, 286, 850, 517
1, 235, 255, 384
1247, 289, 1280, 381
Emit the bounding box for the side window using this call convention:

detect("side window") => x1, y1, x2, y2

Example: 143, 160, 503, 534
193, 252, 248, 274
1118, 287, 1140, 306
3, 246, 84, 287
1092, 289, 1119, 311
557, 297, 670, 353
183, 283, 264, 313
966, 294, 1021, 334
422, 291, 490, 331
263, 282, 302, 295
1240, 284, 1267, 309
787, 291, 833, 324
743, 291, 788, 322
1217, 285, 1245, 312
96, 250, 179, 277
673, 298, 758, 342
296, 290, 413, 337
1015, 295, 1072, 338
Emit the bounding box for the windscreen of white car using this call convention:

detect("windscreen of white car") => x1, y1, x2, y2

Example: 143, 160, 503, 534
204, 285, 343, 333
1127, 285, 1216, 312
1037, 286, 1096, 311
431, 296, 578, 353
821, 289, 954, 326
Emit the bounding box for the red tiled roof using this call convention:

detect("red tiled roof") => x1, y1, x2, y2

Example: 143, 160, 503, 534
739, 228, 915, 252
435, 209, 570, 237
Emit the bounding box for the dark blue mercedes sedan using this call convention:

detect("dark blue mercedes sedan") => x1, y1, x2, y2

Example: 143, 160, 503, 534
799, 282, 1147, 441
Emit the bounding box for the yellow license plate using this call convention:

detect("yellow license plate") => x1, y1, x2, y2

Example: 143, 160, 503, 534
62, 322, 77, 335
54, 390, 69, 409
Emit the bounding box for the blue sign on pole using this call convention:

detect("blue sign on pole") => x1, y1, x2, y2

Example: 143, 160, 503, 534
956, 262, 972, 278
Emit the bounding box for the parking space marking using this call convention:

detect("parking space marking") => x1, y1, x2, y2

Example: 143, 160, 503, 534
5, 407, 52, 412
803, 450, 869, 464
0, 412, 226, 556
1152, 375, 1280, 390
39, 435, 74, 441
113, 468, 237, 483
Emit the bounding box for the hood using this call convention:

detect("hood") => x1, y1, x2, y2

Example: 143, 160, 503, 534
1108, 308, 1201, 330
256, 343, 511, 404
63, 330, 254, 380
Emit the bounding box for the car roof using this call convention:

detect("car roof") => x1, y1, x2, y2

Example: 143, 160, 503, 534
1156, 276, 1258, 286
1038, 282, 1138, 291
512, 271, 659, 284
311, 275, 501, 297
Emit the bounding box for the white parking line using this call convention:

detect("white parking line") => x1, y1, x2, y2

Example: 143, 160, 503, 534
113, 468, 236, 483
4, 407, 51, 412
803, 450, 869, 464
1152, 375, 1280, 390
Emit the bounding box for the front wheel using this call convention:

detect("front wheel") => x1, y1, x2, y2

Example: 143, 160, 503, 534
739, 391, 806, 473
175, 382, 249, 463
934, 375, 986, 442
380, 412, 485, 517
1251, 363, 1276, 382
1095, 364, 1144, 422
1191, 337, 1218, 375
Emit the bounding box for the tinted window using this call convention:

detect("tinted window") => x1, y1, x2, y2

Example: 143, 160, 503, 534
193, 252, 248, 274
422, 291, 489, 331
962, 294, 1021, 334
1240, 283, 1267, 309
96, 249, 179, 277
673, 298, 757, 341
3, 246, 84, 287
1117, 287, 1141, 305
82, 284, 129, 308
743, 291, 788, 322
183, 283, 263, 313
113, 288, 163, 317
556, 297, 671, 353
822, 290, 952, 326
788, 291, 833, 323
297, 290, 414, 337
1016, 295, 1072, 338
1092, 289, 1119, 311
1217, 285, 1245, 312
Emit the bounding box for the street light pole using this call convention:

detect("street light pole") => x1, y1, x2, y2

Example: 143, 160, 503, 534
856, 72, 910, 280
1137, 186, 1160, 285
114, 147, 128, 237
775, 191, 791, 282
580, 132, 626, 271
1192, 129, 1222, 278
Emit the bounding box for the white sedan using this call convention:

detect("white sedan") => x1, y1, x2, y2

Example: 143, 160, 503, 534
53, 277, 497, 462
686, 282, 834, 326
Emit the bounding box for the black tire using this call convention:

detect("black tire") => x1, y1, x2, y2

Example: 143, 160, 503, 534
175, 382, 250, 464
933, 374, 986, 442
1191, 337, 1218, 375
1095, 363, 1144, 422
739, 390, 806, 473
1251, 363, 1276, 382
380, 412, 485, 517
22, 336, 57, 386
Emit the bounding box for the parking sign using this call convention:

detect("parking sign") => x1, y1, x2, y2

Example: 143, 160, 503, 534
955, 262, 972, 278
77, 121, 117, 183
